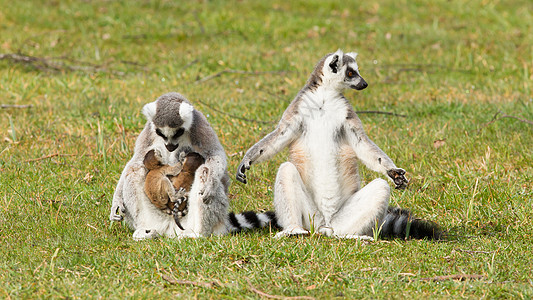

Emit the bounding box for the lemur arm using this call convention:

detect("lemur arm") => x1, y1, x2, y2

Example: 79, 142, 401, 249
345, 114, 409, 189
110, 169, 126, 221
236, 114, 303, 184
161, 162, 183, 177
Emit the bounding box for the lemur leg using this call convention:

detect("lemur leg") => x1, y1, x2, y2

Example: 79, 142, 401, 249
110, 164, 129, 222
181, 164, 229, 237
273, 162, 320, 238
330, 178, 390, 238
114, 162, 179, 240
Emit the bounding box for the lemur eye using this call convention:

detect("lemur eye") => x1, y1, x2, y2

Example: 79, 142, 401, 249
346, 69, 356, 78
155, 129, 167, 140
172, 128, 185, 139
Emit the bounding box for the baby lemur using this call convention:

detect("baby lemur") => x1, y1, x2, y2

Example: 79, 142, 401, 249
143, 149, 205, 230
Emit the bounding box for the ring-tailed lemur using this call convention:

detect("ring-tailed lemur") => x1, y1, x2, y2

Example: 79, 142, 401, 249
236, 50, 441, 240
110, 92, 278, 239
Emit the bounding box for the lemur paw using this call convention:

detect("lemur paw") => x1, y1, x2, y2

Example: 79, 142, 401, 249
109, 203, 125, 222
177, 232, 202, 239
200, 166, 210, 183
152, 149, 164, 161
168, 187, 186, 205
198, 167, 210, 195
132, 228, 160, 240
274, 227, 310, 238
387, 168, 409, 190
236, 159, 251, 184
318, 227, 334, 237
177, 149, 190, 163
337, 234, 374, 241
175, 187, 187, 199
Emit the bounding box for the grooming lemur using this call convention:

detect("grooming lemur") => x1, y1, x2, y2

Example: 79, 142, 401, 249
110, 92, 278, 240
143, 148, 205, 230
237, 50, 440, 240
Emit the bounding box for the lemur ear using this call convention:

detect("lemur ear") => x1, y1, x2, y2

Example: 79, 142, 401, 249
142, 101, 157, 121
327, 49, 344, 74
346, 52, 358, 60
179, 102, 194, 129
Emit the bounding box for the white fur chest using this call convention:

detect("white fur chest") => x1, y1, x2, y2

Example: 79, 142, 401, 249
297, 89, 348, 199
150, 138, 178, 164
299, 89, 347, 152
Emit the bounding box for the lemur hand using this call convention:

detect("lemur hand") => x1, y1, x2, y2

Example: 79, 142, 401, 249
236, 159, 251, 184
177, 151, 187, 163
174, 187, 187, 199
109, 203, 125, 222
177, 147, 192, 163
387, 168, 409, 190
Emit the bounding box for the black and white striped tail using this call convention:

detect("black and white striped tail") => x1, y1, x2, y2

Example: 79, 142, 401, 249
227, 211, 280, 233
380, 207, 442, 240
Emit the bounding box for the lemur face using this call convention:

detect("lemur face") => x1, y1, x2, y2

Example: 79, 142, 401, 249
142, 95, 194, 153
344, 64, 367, 91
154, 126, 185, 152
325, 50, 368, 91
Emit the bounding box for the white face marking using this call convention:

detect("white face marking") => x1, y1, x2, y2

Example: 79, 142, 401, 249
346, 62, 361, 85
154, 125, 186, 153
158, 126, 176, 139
348, 62, 359, 73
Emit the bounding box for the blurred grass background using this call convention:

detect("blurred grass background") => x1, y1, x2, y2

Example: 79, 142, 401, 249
0, 0, 531, 298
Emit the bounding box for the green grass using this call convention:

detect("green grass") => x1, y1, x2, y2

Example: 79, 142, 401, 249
1, 0, 532, 298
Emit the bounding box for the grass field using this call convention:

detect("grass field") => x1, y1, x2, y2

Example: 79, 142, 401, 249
1, 0, 532, 298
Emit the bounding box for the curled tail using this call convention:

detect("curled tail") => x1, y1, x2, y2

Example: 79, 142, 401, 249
380, 207, 442, 240
227, 211, 280, 233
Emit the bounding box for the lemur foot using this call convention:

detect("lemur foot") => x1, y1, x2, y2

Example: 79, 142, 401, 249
198, 166, 211, 196
318, 227, 334, 237
387, 168, 409, 190
199, 166, 209, 183
132, 228, 160, 240
274, 227, 310, 238
336, 234, 374, 241
177, 231, 202, 239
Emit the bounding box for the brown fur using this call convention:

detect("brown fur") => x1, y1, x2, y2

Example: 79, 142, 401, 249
337, 145, 360, 199
143, 150, 183, 211
143, 150, 205, 213
169, 152, 205, 212
289, 141, 310, 186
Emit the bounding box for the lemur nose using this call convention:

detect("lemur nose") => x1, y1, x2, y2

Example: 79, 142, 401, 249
355, 79, 368, 90
166, 143, 179, 152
